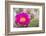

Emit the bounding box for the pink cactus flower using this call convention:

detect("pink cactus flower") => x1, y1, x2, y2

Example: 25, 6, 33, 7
15, 12, 31, 27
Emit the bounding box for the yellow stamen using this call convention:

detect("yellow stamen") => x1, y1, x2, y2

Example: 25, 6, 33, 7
20, 17, 26, 22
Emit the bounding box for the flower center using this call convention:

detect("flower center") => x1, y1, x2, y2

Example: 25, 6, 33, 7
20, 17, 26, 22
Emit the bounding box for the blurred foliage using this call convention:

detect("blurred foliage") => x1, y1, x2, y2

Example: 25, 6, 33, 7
15, 8, 23, 13
29, 18, 39, 27
31, 14, 34, 19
